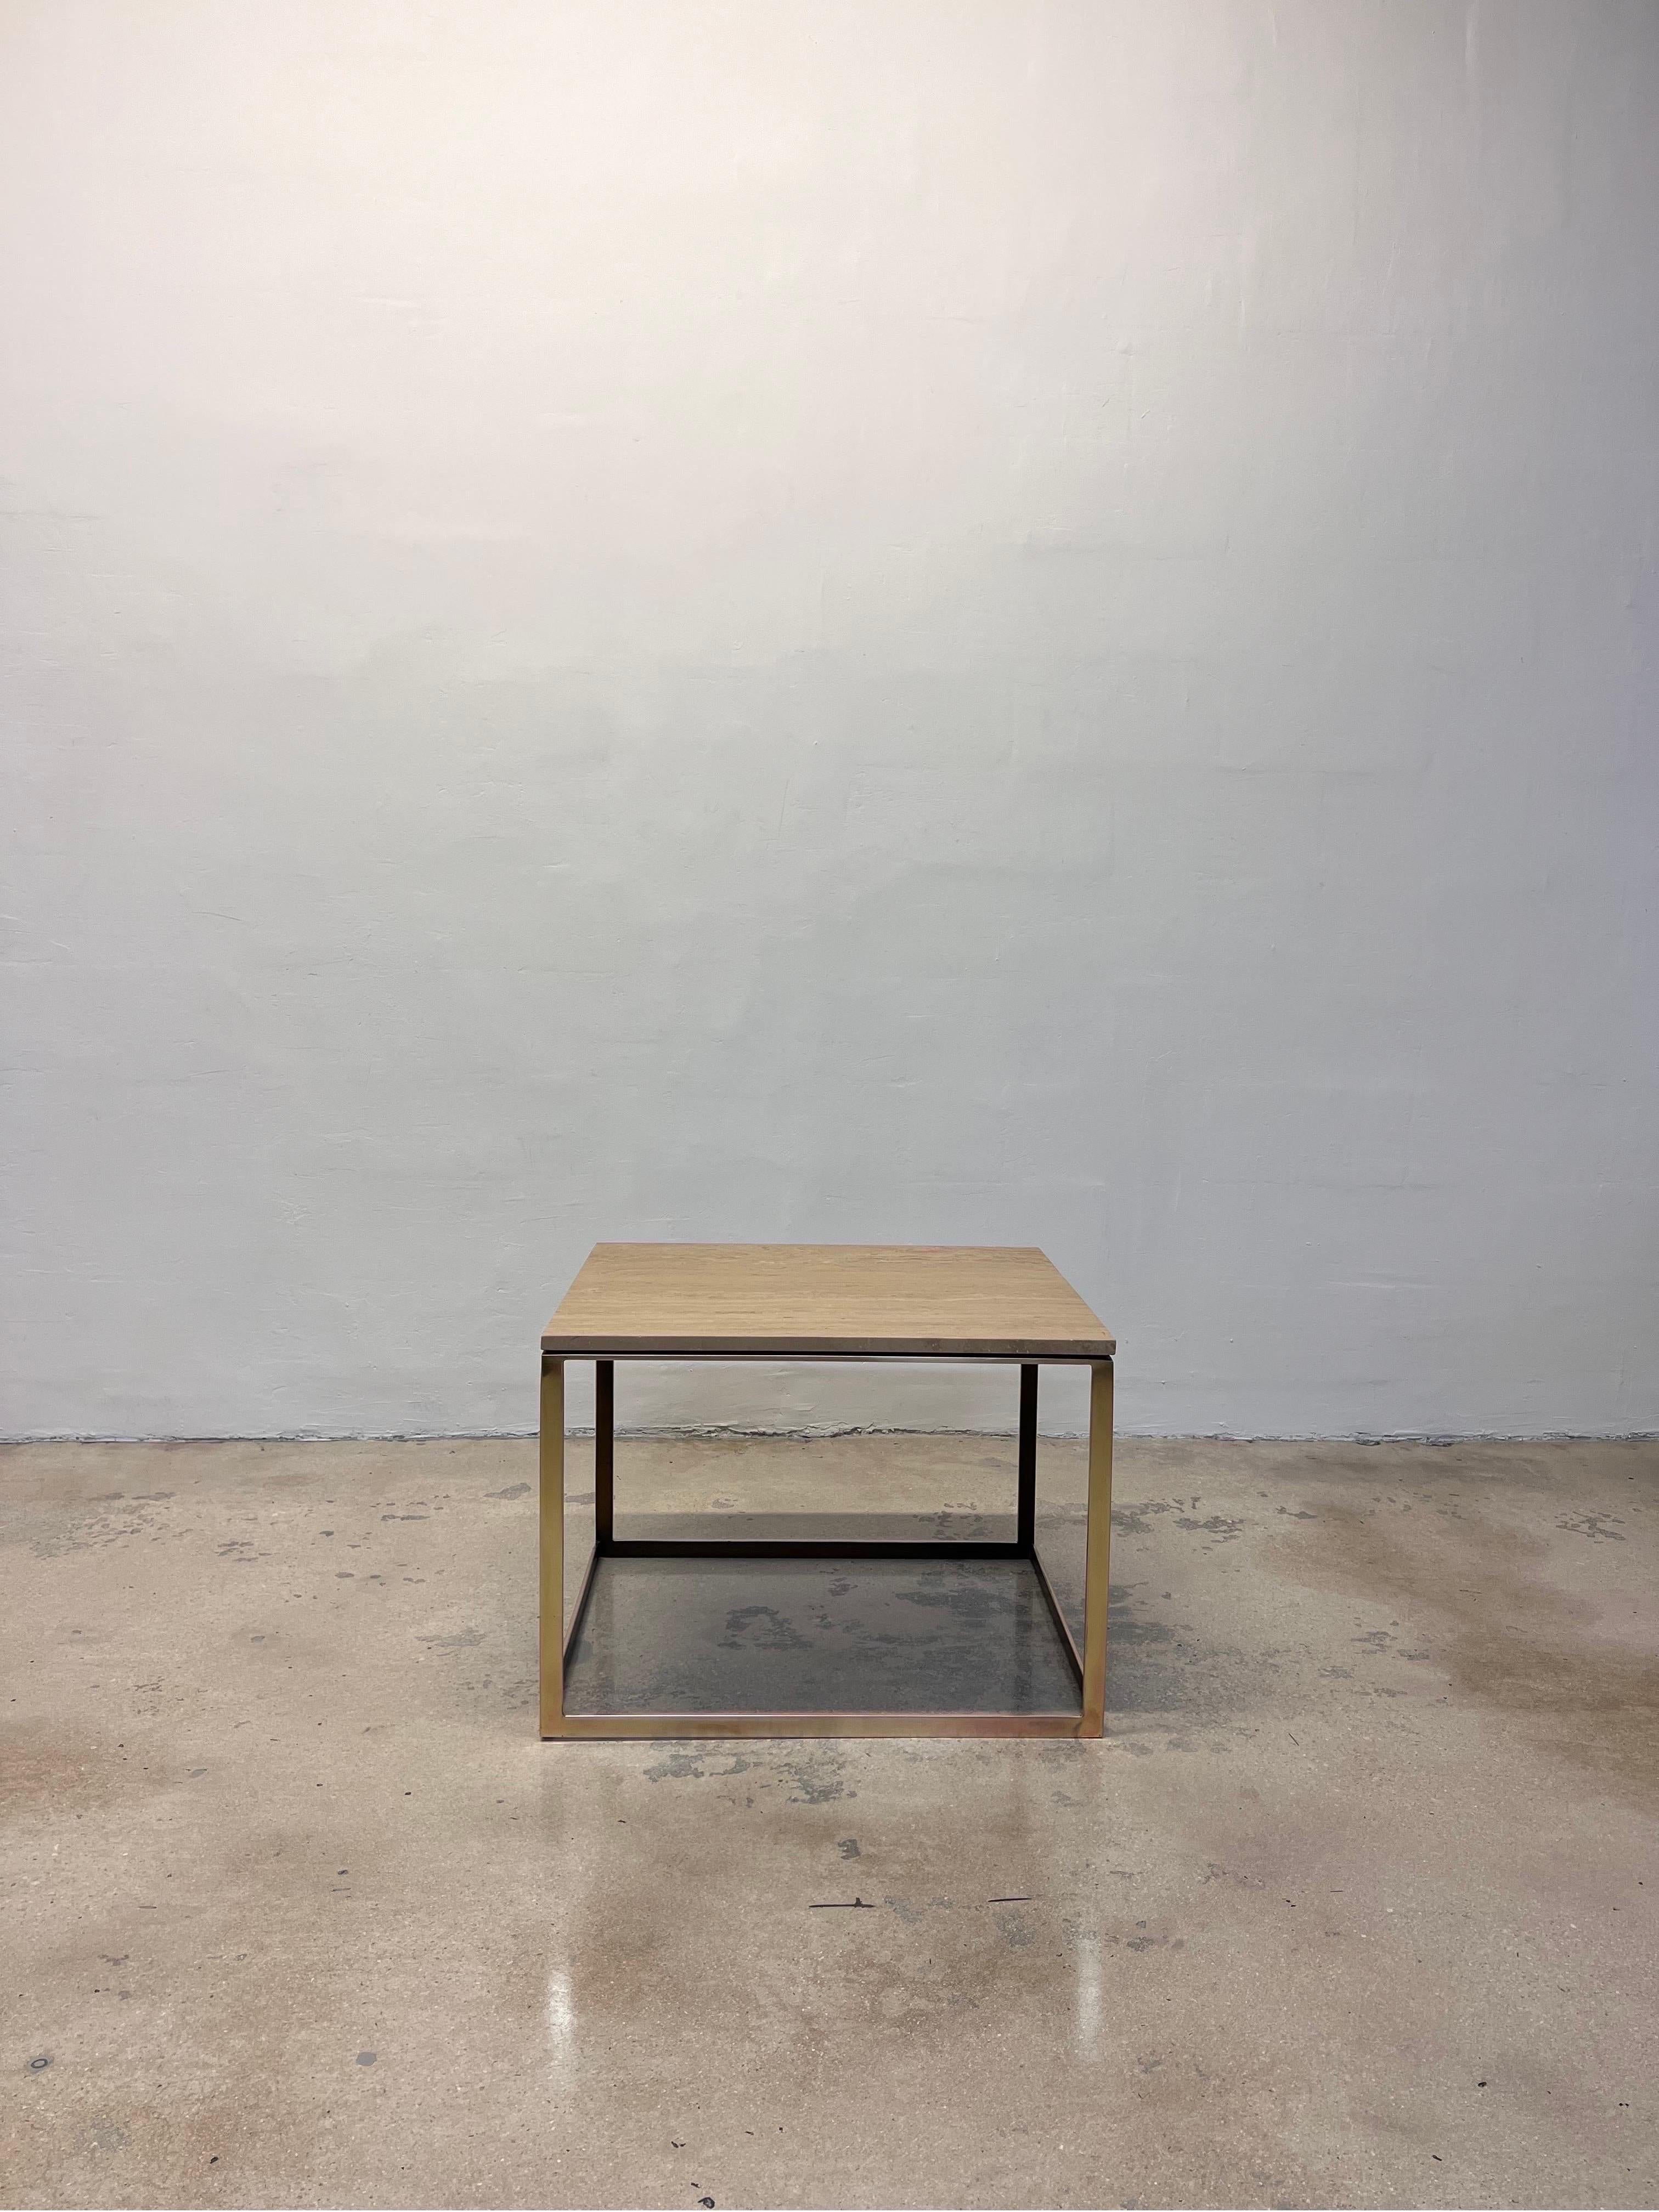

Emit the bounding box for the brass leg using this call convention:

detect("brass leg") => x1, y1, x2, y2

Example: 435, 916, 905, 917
1080, 1358, 1114, 1735
539, 1354, 566, 1738
1017, 1362, 1038, 1553
595, 1359, 614, 1547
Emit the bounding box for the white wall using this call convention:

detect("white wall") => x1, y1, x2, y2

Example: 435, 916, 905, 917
3, 0, 1656, 1442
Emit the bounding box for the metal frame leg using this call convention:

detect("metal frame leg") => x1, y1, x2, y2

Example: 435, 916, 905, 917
595, 1358, 614, 1546
539, 1354, 565, 1738
1080, 1357, 1114, 1736
1017, 1362, 1038, 1552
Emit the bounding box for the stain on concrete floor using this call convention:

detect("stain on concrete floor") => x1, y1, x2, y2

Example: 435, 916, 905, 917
1, 1434, 1656, 2209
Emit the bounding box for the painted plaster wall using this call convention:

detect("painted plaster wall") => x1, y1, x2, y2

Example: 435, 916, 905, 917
3, 1, 1656, 1441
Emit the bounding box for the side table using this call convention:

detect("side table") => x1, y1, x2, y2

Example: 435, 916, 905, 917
538, 1243, 1114, 1739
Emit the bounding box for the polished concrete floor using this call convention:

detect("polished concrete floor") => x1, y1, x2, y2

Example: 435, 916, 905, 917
2, 1433, 1656, 2210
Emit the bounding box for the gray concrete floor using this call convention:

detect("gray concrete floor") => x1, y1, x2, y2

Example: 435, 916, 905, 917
2, 1434, 1656, 2210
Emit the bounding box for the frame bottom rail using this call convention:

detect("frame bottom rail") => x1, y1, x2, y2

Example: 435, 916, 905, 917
545, 1710, 1094, 1740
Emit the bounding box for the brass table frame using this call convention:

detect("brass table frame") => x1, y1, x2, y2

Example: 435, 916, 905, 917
539, 1354, 1113, 1740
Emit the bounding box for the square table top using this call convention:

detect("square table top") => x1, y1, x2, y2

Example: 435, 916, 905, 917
541, 1243, 1114, 1361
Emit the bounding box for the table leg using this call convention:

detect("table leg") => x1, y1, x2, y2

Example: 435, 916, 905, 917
595, 1359, 614, 1547
1017, 1362, 1038, 1552
1080, 1357, 1114, 1735
539, 1354, 566, 1738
